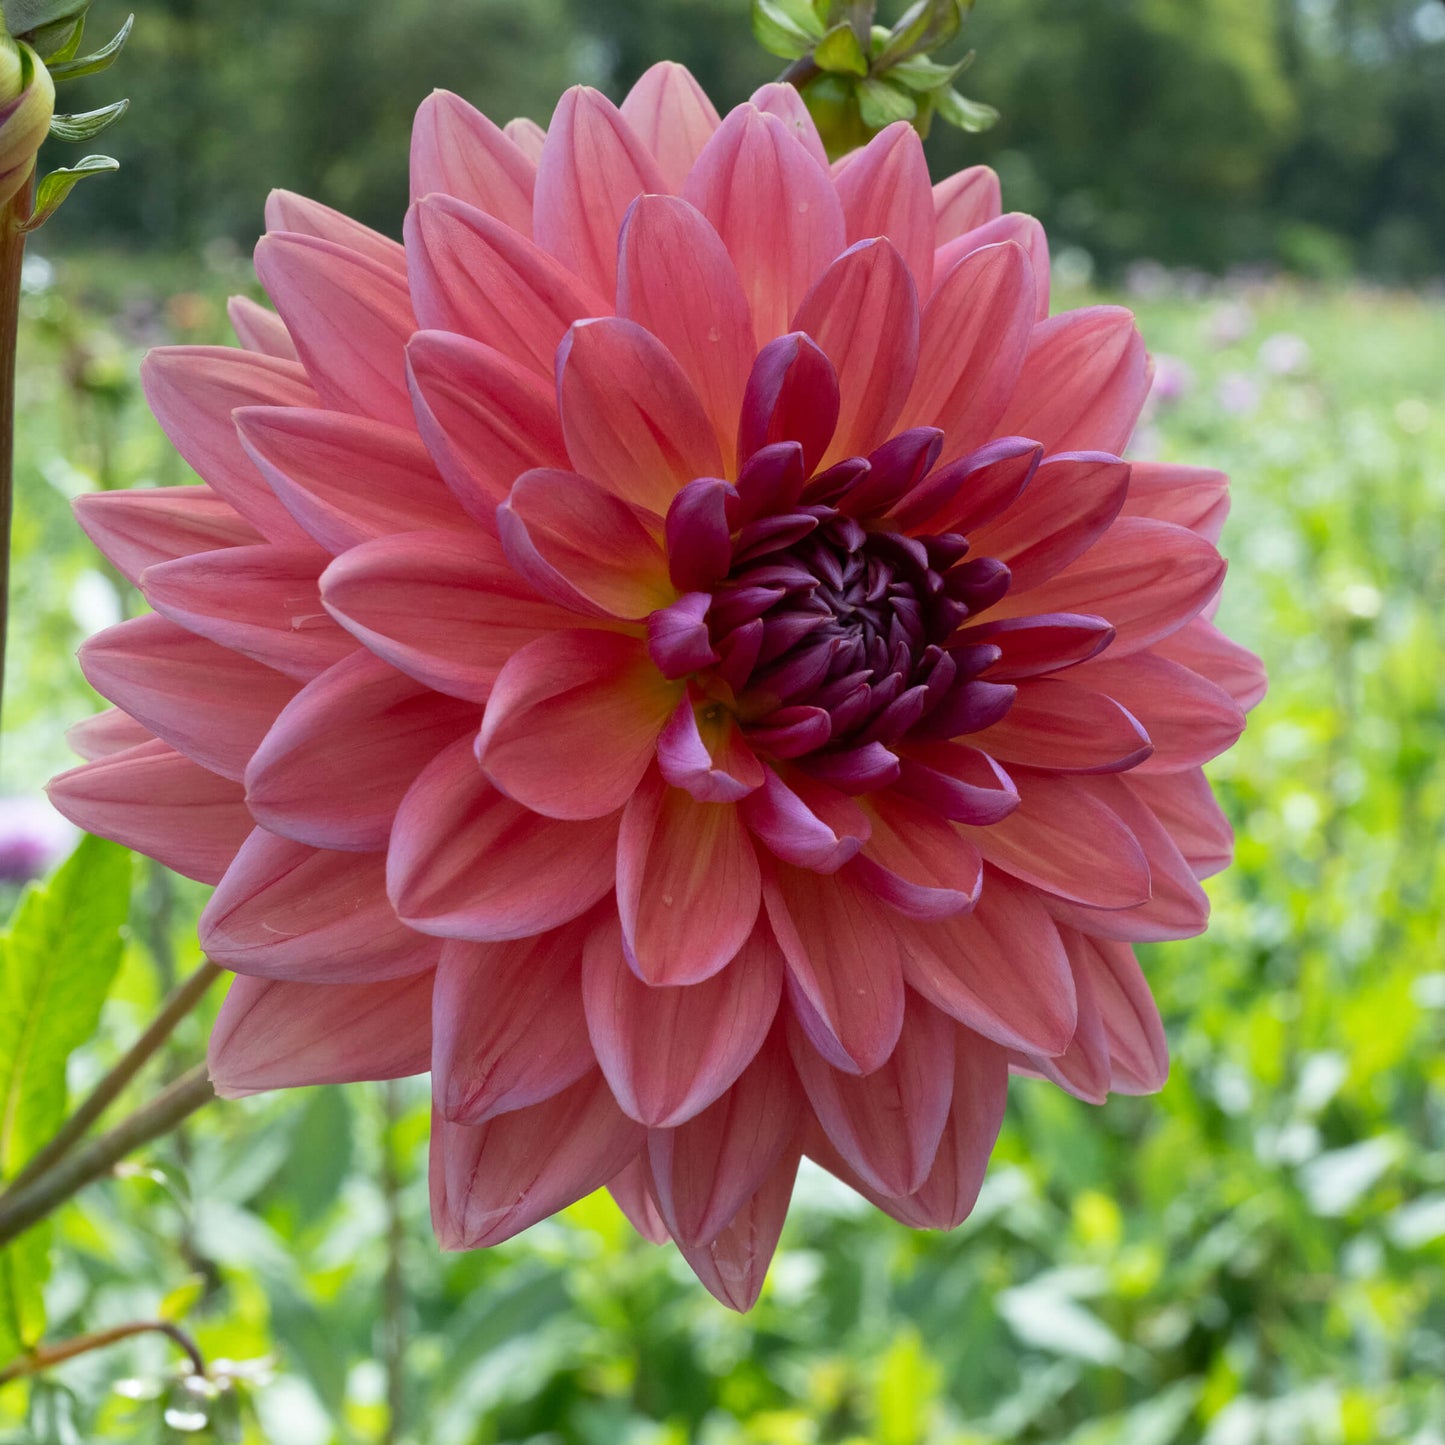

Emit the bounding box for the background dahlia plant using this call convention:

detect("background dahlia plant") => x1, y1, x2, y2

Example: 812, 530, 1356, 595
47, 62, 1264, 1311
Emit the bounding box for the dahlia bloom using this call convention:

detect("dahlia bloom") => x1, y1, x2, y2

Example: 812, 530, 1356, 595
49, 64, 1264, 1310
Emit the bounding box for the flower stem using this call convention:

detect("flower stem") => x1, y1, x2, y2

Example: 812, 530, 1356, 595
0, 1064, 215, 1249
0, 1318, 207, 1386
2, 962, 222, 1199
0, 171, 32, 745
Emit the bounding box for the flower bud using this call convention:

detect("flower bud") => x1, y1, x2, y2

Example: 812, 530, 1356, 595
0, 33, 54, 211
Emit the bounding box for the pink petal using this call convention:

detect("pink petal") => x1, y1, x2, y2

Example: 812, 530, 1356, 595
1074, 652, 1245, 774
897, 242, 1035, 464
676, 1145, 800, 1312
583, 913, 782, 1126
140, 347, 316, 545
409, 90, 536, 235
1128, 769, 1234, 881
234, 406, 470, 554
1014, 930, 1112, 1104
933, 165, 1002, 245
1059, 927, 1168, 1094
245, 652, 479, 852
932, 213, 1050, 320
557, 317, 723, 516
227, 295, 296, 361
992, 518, 1226, 656
321, 528, 574, 704
1121, 463, 1230, 543
969, 452, 1131, 592
746, 82, 830, 168
736, 333, 840, 476
741, 766, 870, 872
892, 741, 1020, 826
47, 739, 252, 885
140, 545, 352, 682
264, 190, 406, 271
616, 764, 762, 985
607, 1155, 671, 1243
253, 233, 416, 428
1154, 617, 1267, 713
388, 736, 619, 940
647, 1028, 803, 1247
403, 194, 603, 368
897, 872, 1076, 1055
788, 989, 954, 1196
533, 86, 666, 300
684, 105, 846, 345
968, 612, 1115, 681
764, 863, 905, 1075
78, 614, 300, 782
972, 771, 1151, 910
73, 485, 263, 586
504, 116, 547, 162
792, 239, 919, 466
995, 306, 1150, 456
407, 329, 569, 527
498, 468, 672, 619
431, 1074, 644, 1248
852, 792, 984, 919
202, 829, 438, 981
891, 436, 1041, 536
432, 920, 597, 1123
833, 123, 935, 296
971, 677, 1153, 775
617, 195, 756, 474
619, 62, 721, 192
209, 971, 434, 1098
65, 708, 152, 760
656, 693, 766, 802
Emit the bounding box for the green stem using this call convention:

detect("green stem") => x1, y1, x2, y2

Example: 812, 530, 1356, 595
2, 962, 221, 1199
0, 1064, 215, 1249
0, 1317, 207, 1386
0, 170, 32, 751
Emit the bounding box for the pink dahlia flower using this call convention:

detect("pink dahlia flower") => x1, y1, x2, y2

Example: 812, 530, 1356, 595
49, 65, 1265, 1310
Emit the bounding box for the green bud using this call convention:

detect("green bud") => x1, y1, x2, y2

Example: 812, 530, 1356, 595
0, 33, 54, 209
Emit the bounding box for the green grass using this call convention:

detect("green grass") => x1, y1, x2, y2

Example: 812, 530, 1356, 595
2, 258, 1443, 1444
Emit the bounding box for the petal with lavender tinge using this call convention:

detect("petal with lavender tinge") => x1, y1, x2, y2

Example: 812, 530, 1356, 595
898, 873, 1076, 1056
79, 615, 301, 782
931, 213, 1050, 320
657, 694, 765, 802
533, 86, 666, 300
321, 528, 575, 704
793, 239, 919, 466
890, 436, 1040, 536
432, 922, 596, 1123
234, 406, 471, 554
741, 768, 869, 873
617, 195, 756, 472
736, 333, 840, 477
765, 863, 905, 1075
498, 468, 671, 619
254, 233, 416, 427
410, 90, 535, 234
557, 318, 723, 515
431, 1074, 645, 1249
140, 347, 316, 545
140, 545, 351, 683
971, 677, 1153, 775
245, 652, 479, 852
933, 165, 1002, 245
684, 106, 846, 345
264, 191, 406, 271
617, 764, 762, 985
968, 612, 1115, 681
73, 486, 263, 586
892, 743, 1020, 827
404, 195, 603, 366
620, 62, 721, 192
389, 736, 619, 940
228, 296, 297, 361
834, 123, 935, 295
583, 913, 782, 1126
48, 740, 252, 885
209, 971, 434, 1099
1128, 769, 1234, 880
202, 829, 438, 982
1121, 463, 1230, 542
898, 242, 1035, 463
788, 990, 954, 1197
647, 1028, 802, 1247
853, 794, 984, 919
996, 307, 1150, 457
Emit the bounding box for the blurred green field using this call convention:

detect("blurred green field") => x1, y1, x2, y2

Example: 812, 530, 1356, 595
1, 252, 1444, 1445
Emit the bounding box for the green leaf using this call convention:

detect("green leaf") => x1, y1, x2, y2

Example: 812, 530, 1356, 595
887, 53, 965, 93
876, 0, 971, 69
47, 95, 127, 141
0, 833, 132, 1181
29, 11, 81, 62
0, 1220, 49, 1359
18, 152, 118, 232
45, 12, 130, 81
2, 0, 87, 40
815, 21, 868, 77
932, 84, 999, 133
752, 0, 824, 59
159, 1274, 207, 1324
857, 75, 917, 130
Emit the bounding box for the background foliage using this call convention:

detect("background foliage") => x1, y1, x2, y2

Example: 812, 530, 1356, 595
2, 0, 1444, 1441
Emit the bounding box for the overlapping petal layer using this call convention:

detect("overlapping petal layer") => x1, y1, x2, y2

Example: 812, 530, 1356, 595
48, 65, 1262, 1311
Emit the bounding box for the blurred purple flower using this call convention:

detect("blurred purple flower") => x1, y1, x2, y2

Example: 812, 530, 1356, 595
1207, 302, 1255, 349
1217, 373, 1261, 416
1259, 332, 1311, 376
0, 797, 77, 884
1149, 354, 1195, 407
